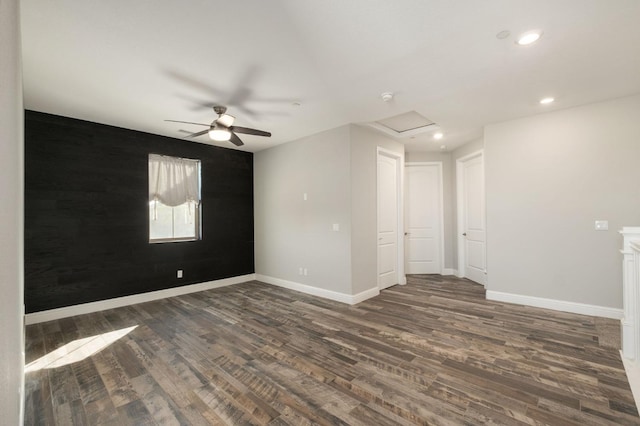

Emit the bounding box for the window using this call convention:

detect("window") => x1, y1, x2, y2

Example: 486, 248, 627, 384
148, 154, 201, 243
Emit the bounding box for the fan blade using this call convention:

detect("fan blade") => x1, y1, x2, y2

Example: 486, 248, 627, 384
165, 119, 210, 127
186, 129, 210, 138
230, 126, 271, 137
229, 132, 244, 146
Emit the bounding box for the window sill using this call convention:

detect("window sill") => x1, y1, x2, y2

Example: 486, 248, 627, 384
149, 237, 200, 244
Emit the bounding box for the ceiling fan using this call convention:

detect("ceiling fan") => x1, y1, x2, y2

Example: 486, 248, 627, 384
166, 106, 271, 146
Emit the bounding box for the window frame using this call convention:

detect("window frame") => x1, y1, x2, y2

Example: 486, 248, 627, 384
148, 154, 202, 244
148, 200, 202, 244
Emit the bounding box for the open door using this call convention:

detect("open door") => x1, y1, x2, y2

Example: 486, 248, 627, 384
377, 148, 405, 289
457, 151, 486, 285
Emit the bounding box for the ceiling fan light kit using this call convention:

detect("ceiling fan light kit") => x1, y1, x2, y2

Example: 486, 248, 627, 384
209, 125, 231, 141
166, 105, 271, 147
216, 113, 235, 128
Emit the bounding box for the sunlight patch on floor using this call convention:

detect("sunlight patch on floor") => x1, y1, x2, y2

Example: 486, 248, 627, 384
25, 325, 137, 373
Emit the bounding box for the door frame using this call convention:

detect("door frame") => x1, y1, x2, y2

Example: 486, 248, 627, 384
456, 149, 486, 284
405, 162, 445, 274
377, 147, 406, 289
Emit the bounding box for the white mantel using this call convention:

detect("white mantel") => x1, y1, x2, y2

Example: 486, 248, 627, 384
620, 227, 640, 410
621, 227, 640, 361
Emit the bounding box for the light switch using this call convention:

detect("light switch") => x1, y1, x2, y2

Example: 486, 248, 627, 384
303, 193, 308, 201
332, 223, 340, 231
595, 220, 609, 231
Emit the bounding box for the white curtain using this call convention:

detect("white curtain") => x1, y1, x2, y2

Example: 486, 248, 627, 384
148, 154, 200, 207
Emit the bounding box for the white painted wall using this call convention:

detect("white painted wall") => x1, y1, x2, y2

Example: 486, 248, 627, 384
254, 126, 353, 293
485, 94, 640, 309
0, 0, 25, 423
350, 125, 405, 294
452, 138, 484, 162
254, 124, 403, 298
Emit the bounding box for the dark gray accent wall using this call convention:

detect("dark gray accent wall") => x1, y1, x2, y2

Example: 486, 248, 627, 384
25, 110, 254, 313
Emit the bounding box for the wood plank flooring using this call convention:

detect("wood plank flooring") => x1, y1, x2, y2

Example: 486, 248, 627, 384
24, 275, 640, 425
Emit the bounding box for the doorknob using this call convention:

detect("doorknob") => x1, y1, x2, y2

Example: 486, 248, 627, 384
404, 232, 410, 236
462, 232, 467, 236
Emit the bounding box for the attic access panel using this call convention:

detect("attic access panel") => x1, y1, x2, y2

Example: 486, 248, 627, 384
376, 111, 435, 133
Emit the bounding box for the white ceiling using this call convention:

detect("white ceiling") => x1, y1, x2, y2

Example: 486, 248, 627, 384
20, 0, 640, 153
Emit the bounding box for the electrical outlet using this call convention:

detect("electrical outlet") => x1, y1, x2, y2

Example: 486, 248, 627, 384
177, 270, 183, 278
303, 268, 308, 276
595, 220, 609, 231
298, 267, 303, 276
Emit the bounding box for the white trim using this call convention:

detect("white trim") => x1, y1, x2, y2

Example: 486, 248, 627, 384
405, 162, 445, 275
437, 163, 445, 275
25, 274, 256, 324
486, 290, 623, 319
255, 274, 380, 305
620, 227, 640, 360
377, 147, 406, 288
352, 287, 381, 304
621, 352, 640, 412
442, 268, 458, 276
456, 149, 486, 285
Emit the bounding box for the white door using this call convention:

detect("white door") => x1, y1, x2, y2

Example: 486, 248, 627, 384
377, 150, 400, 289
457, 152, 486, 285
405, 163, 443, 274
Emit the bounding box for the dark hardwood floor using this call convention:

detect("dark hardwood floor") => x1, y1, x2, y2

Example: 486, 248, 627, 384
24, 275, 640, 425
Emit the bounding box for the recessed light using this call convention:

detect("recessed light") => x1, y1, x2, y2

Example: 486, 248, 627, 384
539, 97, 555, 105
516, 31, 542, 46
433, 132, 443, 140
380, 92, 394, 102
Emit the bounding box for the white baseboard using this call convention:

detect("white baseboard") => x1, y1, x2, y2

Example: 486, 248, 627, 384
442, 268, 458, 276
255, 274, 379, 305
486, 290, 623, 320
25, 274, 256, 325
351, 287, 381, 304
621, 352, 640, 412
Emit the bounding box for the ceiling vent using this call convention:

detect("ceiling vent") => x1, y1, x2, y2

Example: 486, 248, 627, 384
366, 111, 438, 138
